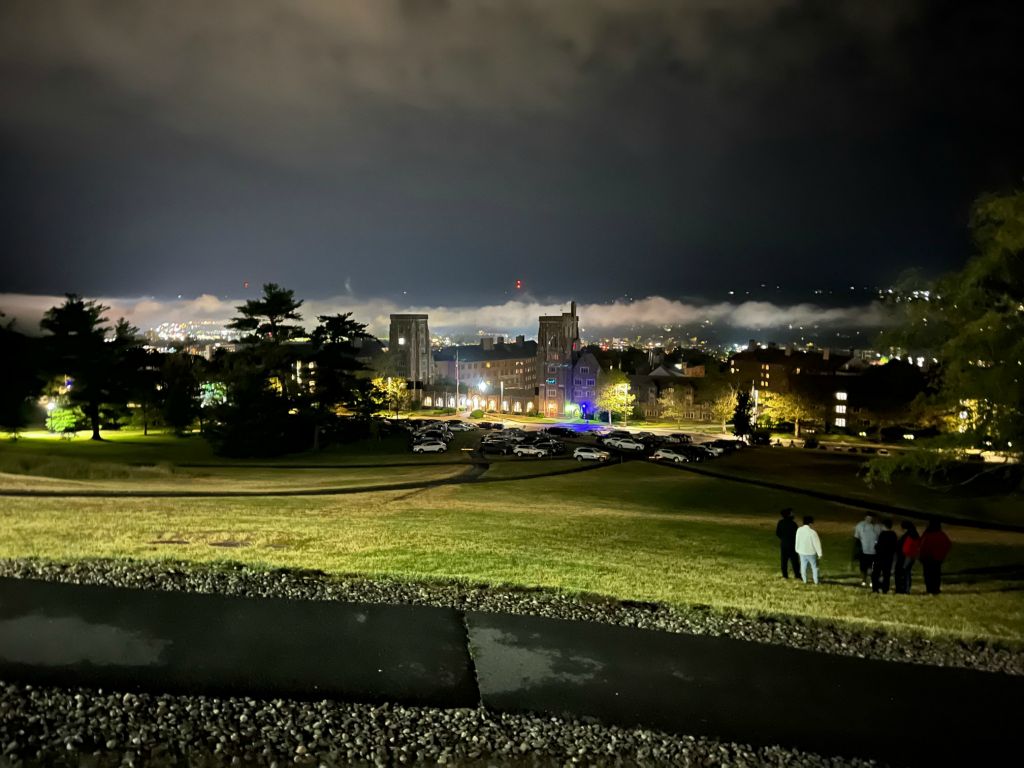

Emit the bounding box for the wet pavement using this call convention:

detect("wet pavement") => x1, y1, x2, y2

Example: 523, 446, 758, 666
2, 577, 1022, 766
465, 611, 1024, 766
0, 578, 477, 707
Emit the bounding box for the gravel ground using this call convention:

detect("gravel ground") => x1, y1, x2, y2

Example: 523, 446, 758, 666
0, 681, 879, 768
1, 558, 1020, 677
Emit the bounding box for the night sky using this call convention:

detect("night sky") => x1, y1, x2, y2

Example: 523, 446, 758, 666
1, 0, 1022, 311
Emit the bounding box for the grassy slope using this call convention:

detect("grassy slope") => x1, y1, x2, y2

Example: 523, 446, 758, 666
1, 438, 1021, 642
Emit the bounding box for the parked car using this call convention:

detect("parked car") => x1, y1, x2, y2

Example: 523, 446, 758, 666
650, 448, 691, 464
679, 445, 710, 462
513, 444, 548, 458
478, 421, 504, 430
412, 440, 447, 453
700, 443, 725, 457
598, 430, 631, 445
545, 426, 573, 437
534, 440, 565, 455
573, 446, 610, 462
708, 439, 742, 452
614, 438, 647, 452
669, 433, 693, 444
480, 441, 513, 455
414, 430, 451, 443
445, 420, 476, 431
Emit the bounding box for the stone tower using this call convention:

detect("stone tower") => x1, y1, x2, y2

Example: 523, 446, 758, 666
536, 301, 580, 416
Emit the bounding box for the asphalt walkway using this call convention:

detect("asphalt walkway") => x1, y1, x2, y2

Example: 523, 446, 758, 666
1, 578, 1020, 766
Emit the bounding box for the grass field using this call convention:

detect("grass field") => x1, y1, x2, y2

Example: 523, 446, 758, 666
1, 431, 1022, 644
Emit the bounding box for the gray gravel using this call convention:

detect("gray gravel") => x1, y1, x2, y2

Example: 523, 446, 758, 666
0, 681, 879, 768
1, 558, 1020, 677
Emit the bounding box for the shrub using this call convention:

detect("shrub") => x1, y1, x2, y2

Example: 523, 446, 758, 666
470, 409, 484, 419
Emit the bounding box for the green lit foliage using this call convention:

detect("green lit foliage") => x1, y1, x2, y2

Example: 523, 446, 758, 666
709, 385, 737, 432
757, 390, 823, 437
371, 376, 409, 417
656, 387, 687, 426
596, 369, 635, 424
45, 407, 79, 434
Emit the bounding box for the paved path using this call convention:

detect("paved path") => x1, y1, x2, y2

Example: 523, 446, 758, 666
1, 578, 1021, 766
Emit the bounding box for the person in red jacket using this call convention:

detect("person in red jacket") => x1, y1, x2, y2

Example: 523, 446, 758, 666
895, 520, 921, 594
919, 520, 952, 595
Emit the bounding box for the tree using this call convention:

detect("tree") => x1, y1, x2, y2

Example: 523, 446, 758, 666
371, 376, 408, 417
227, 283, 305, 342
868, 189, 1024, 485
709, 385, 737, 432
757, 390, 822, 437
887, 191, 1022, 444
307, 312, 372, 447
596, 369, 635, 425
39, 295, 115, 441
656, 387, 688, 426
0, 313, 42, 435
732, 389, 755, 438
160, 353, 203, 435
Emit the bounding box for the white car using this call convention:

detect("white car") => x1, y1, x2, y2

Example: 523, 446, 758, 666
445, 421, 476, 431
700, 444, 725, 456
412, 440, 447, 453
573, 446, 610, 462
650, 448, 689, 463
614, 439, 646, 451
513, 445, 548, 458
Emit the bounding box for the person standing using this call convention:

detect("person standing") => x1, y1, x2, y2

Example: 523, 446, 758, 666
853, 514, 882, 587
794, 516, 823, 585
895, 520, 921, 594
776, 508, 800, 579
872, 519, 898, 593
919, 520, 952, 595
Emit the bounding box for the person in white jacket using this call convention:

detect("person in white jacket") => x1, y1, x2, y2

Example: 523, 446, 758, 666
794, 515, 823, 585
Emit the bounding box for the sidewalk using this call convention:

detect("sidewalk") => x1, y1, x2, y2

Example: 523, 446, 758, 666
1, 578, 1021, 766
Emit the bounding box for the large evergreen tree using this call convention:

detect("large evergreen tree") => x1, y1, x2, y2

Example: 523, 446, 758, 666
39, 295, 115, 441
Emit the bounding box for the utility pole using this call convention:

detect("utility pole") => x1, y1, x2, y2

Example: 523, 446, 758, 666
455, 347, 460, 413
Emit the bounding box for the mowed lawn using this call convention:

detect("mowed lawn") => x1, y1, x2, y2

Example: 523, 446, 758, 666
1, 438, 1022, 643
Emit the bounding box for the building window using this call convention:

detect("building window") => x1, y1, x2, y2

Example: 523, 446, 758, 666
423, 397, 432, 407
835, 417, 846, 428
835, 404, 847, 414
587, 379, 595, 386
580, 367, 589, 374
513, 402, 522, 413
398, 337, 406, 346
836, 391, 848, 401
526, 402, 534, 412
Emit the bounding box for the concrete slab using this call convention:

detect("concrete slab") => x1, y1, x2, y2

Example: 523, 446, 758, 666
0, 578, 478, 708
466, 611, 1024, 766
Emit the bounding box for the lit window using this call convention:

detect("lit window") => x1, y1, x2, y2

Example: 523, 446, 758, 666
835, 417, 846, 428
835, 391, 847, 401
398, 337, 406, 346
835, 405, 846, 414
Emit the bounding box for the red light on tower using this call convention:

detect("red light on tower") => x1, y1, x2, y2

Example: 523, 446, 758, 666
515, 279, 522, 290
243, 281, 250, 289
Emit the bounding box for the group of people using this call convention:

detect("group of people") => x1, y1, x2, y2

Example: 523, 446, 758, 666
775, 509, 953, 594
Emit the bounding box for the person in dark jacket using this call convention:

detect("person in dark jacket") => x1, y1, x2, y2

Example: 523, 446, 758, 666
872, 519, 898, 593
775, 508, 800, 579
895, 520, 921, 594
919, 520, 952, 595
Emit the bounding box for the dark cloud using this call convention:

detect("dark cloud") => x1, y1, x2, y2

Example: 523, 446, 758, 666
1, 1, 1021, 304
